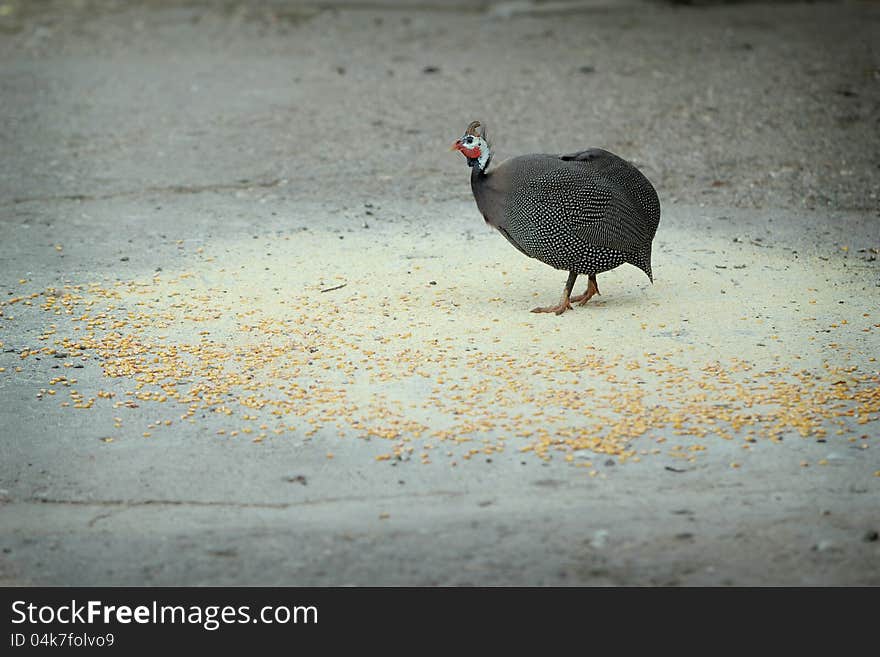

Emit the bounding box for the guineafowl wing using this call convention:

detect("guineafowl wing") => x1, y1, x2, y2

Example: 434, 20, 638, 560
561, 148, 661, 241
521, 161, 651, 254
568, 181, 650, 253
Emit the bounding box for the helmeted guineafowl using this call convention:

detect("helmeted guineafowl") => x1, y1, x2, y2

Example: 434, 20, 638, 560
451, 121, 661, 315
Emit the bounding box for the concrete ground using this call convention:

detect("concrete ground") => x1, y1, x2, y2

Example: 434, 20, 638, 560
1, 0, 878, 586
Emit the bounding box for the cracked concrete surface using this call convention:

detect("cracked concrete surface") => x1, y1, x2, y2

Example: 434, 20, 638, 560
1, 1, 879, 586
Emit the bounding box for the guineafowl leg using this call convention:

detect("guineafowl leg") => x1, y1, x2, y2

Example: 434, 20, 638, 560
531, 271, 578, 316
571, 274, 600, 305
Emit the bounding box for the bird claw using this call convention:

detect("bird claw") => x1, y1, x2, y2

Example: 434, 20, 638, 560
571, 277, 600, 306
530, 298, 573, 315
571, 291, 597, 306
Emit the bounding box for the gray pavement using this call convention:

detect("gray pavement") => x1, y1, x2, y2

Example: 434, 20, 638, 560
1, 0, 879, 586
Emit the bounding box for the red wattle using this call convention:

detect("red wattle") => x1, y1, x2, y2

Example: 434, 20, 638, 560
460, 146, 481, 159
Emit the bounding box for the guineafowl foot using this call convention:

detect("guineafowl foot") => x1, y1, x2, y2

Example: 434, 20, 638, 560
571, 274, 600, 306
531, 297, 573, 316
531, 271, 578, 316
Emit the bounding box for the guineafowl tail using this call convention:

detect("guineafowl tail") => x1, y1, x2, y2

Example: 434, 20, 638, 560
628, 243, 654, 283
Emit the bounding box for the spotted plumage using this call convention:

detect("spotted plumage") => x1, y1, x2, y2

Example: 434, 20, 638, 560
452, 121, 660, 315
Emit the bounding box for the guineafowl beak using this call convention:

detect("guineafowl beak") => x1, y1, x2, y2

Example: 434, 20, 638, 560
450, 140, 463, 152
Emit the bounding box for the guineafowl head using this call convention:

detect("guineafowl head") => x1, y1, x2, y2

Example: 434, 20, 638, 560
451, 120, 491, 171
